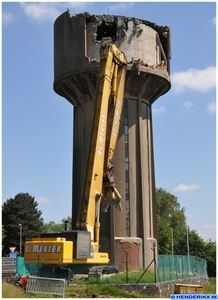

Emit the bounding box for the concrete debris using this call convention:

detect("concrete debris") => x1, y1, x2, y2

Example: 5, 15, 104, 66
85, 55, 167, 72
138, 59, 166, 70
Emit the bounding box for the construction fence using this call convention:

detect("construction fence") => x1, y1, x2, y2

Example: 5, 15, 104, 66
155, 254, 208, 283
26, 276, 67, 298
2, 257, 17, 282
23, 254, 208, 283
2, 257, 16, 275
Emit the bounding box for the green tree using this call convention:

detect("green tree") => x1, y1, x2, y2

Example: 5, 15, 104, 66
185, 232, 216, 277
2, 193, 44, 255
2, 226, 5, 251
156, 188, 186, 253
155, 188, 216, 276
41, 221, 64, 233
41, 217, 72, 233
203, 240, 216, 277
156, 214, 171, 253
177, 229, 206, 256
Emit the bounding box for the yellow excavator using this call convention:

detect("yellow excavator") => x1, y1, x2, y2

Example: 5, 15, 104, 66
24, 39, 127, 267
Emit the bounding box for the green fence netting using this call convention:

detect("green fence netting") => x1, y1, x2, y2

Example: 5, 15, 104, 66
156, 255, 208, 282
24, 254, 208, 283
25, 263, 73, 280
24, 262, 41, 276
16, 257, 29, 277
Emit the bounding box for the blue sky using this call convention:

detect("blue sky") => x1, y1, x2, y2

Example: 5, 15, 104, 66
2, 2, 216, 242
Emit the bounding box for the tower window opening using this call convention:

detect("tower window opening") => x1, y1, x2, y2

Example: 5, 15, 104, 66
124, 101, 130, 237
96, 20, 117, 42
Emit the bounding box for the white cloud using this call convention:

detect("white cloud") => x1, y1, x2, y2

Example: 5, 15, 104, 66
153, 106, 166, 113
171, 66, 216, 93
36, 197, 52, 203
207, 101, 216, 115
203, 224, 216, 229
183, 102, 195, 110
19, 2, 94, 23
173, 183, 201, 192
2, 12, 16, 25
19, 3, 61, 23
213, 17, 216, 26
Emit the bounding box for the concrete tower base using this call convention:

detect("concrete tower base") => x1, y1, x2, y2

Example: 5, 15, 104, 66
114, 238, 143, 272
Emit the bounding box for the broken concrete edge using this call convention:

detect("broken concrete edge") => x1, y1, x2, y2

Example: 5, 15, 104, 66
87, 55, 169, 72
114, 237, 142, 245
68, 10, 171, 43
56, 10, 171, 64
53, 10, 171, 99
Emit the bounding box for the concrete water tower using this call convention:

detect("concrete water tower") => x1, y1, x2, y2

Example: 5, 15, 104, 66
53, 11, 171, 271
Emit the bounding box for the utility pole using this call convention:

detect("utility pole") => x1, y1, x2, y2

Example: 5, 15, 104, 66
186, 216, 190, 273
171, 228, 174, 256
171, 228, 174, 269
19, 224, 22, 254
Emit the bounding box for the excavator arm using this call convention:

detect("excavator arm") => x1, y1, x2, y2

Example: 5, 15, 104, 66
76, 39, 127, 245
24, 40, 127, 266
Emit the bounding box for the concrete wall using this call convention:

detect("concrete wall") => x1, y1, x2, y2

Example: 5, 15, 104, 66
86, 17, 162, 66
99, 97, 158, 268
108, 277, 209, 297
54, 11, 171, 104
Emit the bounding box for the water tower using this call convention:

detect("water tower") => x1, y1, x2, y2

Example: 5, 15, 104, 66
53, 11, 171, 270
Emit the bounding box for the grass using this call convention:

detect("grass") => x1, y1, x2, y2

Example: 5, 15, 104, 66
66, 284, 144, 298
2, 282, 144, 298
2, 282, 27, 298
204, 277, 216, 294
2, 277, 216, 298
72, 270, 155, 285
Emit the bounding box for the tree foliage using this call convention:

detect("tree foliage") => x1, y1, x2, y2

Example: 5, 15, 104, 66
156, 187, 186, 253
41, 217, 72, 233
203, 240, 216, 277
2, 193, 44, 255
2, 226, 5, 250
156, 188, 216, 276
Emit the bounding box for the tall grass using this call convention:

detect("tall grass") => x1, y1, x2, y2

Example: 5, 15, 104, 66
2, 283, 26, 298
73, 270, 155, 285
66, 284, 145, 298
102, 270, 155, 284
204, 277, 216, 294
2, 282, 57, 298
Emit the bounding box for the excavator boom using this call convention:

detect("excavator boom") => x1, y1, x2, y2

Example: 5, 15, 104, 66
76, 40, 127, 245
24, 40, 127, 265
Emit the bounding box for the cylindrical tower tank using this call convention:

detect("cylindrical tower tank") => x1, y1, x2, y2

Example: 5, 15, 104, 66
53, 11, 171, 270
